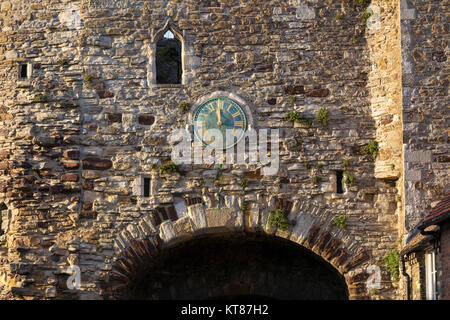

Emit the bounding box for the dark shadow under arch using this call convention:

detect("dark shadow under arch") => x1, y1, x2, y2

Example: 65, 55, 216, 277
118, 233, 349, 300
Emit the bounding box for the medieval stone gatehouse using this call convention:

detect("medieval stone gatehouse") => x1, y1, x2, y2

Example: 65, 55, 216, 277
0, 0, 448, 300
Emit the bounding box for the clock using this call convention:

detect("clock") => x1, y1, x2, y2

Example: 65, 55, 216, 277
193, 97, 248, 149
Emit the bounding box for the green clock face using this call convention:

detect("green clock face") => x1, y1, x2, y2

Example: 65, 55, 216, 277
193, 97, 248, 149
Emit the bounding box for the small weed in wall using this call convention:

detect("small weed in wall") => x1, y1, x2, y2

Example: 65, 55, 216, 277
159, 161, 179, 175
178, 102, 191, 114
268, 209, 290, 231
354, 0, 371, 6
83, 73, 97, 83
240, 178, 248, 189
33, 93, 47, 102
284, 112, 313, 127
382, 249, 400, 283
240, 202, 249, 214
361, 10, 373, 24
316, 108, 329, 125
316, 162, 324, 172
361, 141, 379, 161
333, 215, 348, 229
343, 171, 355, 187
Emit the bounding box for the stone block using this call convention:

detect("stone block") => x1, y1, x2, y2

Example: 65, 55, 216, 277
205, 208, 236, 229
404, 169, 421, 182
159, 221, 176, 242
82, 158, 113, 170
296, 6, 315, 20
187, 204, 207, 230
404, 150, 432, 164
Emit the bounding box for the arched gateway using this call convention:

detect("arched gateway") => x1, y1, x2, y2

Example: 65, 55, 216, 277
105, 198, 371, 300
110, 233, 348, 300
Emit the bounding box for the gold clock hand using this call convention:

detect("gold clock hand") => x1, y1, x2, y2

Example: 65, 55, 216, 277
217, 101, 222, 126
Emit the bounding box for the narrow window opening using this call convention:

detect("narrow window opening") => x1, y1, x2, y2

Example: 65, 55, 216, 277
20, 64, 29, 79
143, 178, 151, 197
336, 171, 344, 194
0, 202, 7, 236
156, 29, 182, 84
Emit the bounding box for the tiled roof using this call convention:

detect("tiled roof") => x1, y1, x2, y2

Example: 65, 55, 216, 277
401, 225, 439, 256
419, 192, 450, 229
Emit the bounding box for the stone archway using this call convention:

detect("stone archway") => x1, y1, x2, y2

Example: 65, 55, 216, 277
111, 232, 349, 300
105, 197, 373, 300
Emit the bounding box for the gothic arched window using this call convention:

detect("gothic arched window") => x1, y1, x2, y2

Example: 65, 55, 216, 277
156, 30, 182, 84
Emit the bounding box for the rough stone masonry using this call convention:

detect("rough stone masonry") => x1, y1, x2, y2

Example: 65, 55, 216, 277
0, 0, 448, 300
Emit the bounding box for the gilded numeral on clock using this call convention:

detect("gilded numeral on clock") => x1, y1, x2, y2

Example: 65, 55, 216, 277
206, 104, 215, 113
232, 111, 241, 118
234, 120, 244, 127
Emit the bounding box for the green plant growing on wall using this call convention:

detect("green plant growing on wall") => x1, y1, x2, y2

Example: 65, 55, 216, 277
199, 179, 205, 188
336, 13, 342, 20
159, 161, 179, 175
284, 111, 300, 122
178, 101, 191, 114
214, 164, 225, 185
333, 215, 348, 229
355, 0, 371, 6
361, 10, 373, 24
83, 73, 97, 83
343, 171, 355, 187
371, 288, 379, 296
33, 93, 47, 102
268, 209, 290, 231
283, 112, 313, 127
382, 249, 400, 283
316, 162, 324, 172
304, 161, 311, 170
361, 140, 379, 160
390, 163, 395, 171
317, 108, 329, 125
240, 178, 248, 189
240, 202, 249, 214
215, 164, 224, 179
343, 159, 352, 168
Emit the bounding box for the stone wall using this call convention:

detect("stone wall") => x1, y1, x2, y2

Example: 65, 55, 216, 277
0, 0, 444, 300
400, 0, 449, 233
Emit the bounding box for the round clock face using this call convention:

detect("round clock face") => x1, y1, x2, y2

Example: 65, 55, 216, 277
193, 97, 248, 149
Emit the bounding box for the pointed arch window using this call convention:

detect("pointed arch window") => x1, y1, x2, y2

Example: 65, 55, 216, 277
156, 29, 182, 84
